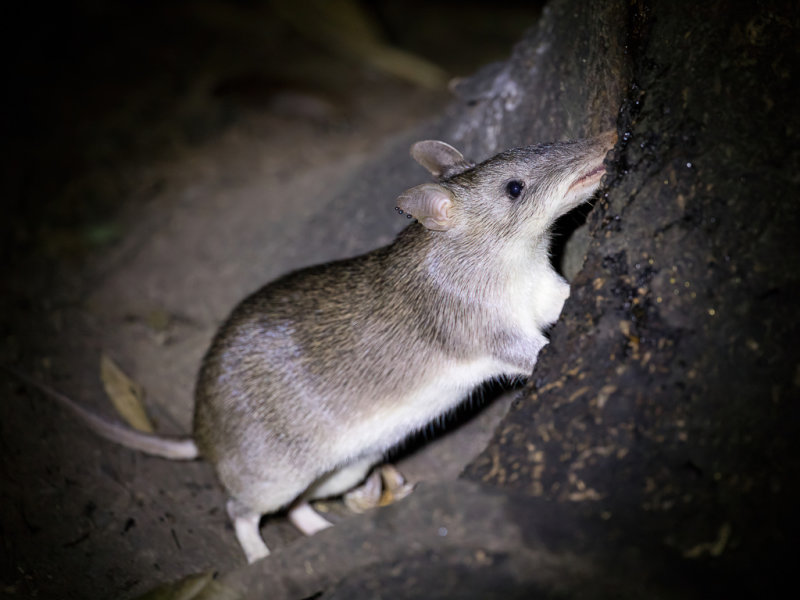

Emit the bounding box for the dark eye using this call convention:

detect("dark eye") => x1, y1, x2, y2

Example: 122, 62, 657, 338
505, 180, 524, 199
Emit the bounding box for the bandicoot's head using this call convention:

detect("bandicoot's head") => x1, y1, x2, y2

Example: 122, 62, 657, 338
397, 132, 616, 245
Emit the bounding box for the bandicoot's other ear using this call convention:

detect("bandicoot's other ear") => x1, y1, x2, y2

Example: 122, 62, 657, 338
396, 183, 455, 231
410, 140, 473, 179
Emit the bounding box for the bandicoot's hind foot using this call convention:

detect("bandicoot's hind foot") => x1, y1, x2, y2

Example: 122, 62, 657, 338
227, 499, 269, 563
227, 499, 333, 563
287, 501, 334, 536
344, 464, 415, 513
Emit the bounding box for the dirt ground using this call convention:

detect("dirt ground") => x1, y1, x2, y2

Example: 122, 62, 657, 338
0, 2, 540, 598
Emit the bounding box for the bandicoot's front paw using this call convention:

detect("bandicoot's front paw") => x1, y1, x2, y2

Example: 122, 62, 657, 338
378, 464, 415, 505
343, 470, 383, 513
343, 464, 416, 513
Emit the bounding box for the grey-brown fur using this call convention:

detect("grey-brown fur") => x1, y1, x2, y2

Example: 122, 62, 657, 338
7, 133, 615, 562
193, 131, 616, 561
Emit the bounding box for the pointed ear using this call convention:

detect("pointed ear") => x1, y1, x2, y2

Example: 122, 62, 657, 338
410, 140, 473, 179
396, 183, 454, 231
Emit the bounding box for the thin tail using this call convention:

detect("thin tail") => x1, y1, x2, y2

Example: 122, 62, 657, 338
2, 364, 199, 460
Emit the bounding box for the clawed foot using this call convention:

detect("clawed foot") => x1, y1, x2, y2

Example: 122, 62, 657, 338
344, 464, 415, 513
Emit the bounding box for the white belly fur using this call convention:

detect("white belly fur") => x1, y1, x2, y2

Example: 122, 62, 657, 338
332, 356, 518, 462
330, 265, 569, 466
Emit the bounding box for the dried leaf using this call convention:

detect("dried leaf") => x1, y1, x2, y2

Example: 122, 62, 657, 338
145, 308, 171, 333
133, 571, 243, 600
100, 353, 154, 433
